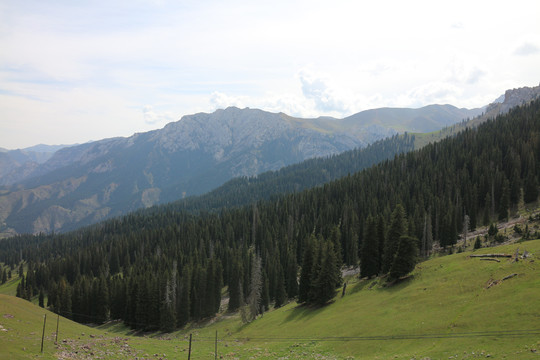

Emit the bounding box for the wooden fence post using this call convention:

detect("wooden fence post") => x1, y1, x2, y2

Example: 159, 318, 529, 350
41, 314, 47, 353
55, 314, 59, 345
215, 330, 218, 359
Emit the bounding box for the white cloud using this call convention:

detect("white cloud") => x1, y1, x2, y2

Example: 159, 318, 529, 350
142, 105, 175, 125
298, 70, 350, 114
514, 42, 540, 56
209, 92, 248, 110
445, 59, 487, 85
396, 82, 462, 107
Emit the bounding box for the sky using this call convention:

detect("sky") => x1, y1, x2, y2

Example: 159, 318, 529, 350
1, 0, 539, 149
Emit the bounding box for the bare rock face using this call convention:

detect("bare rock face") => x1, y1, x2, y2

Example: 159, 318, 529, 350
484, 83, 540, 118
500, 84, 540, 113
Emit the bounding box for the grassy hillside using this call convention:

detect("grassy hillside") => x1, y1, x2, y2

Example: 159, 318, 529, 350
2, 239, 539, 359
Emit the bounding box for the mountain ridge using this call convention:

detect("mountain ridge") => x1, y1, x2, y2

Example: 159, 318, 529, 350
0, 89, 529, 236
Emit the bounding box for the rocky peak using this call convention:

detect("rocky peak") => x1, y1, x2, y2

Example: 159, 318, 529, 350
485, 83, 540, 116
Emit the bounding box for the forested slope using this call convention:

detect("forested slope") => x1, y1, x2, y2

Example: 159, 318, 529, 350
1, 99, 539, 332
147, 133, 416, 214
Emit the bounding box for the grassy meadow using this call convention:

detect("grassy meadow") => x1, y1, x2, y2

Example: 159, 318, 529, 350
1, 239, 539, 359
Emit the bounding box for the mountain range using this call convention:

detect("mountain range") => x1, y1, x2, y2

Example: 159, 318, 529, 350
1, 84, 538, 237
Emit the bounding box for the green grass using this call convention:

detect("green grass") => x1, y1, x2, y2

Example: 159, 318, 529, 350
1, 240, 540, 359
176, 240, 540, 359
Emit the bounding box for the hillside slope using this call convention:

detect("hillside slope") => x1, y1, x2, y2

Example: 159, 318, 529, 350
1, 240, 539, 359
189, 239, 540, 359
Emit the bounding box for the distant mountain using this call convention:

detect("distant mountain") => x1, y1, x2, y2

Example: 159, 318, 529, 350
414, 83, 540, 148
0, 144, 72, 186
0, 103, 483, 236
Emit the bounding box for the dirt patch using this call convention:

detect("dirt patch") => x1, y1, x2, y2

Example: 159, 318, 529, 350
55, 336, 143, 360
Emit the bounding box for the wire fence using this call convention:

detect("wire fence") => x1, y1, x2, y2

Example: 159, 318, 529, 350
28, 308, 540, 359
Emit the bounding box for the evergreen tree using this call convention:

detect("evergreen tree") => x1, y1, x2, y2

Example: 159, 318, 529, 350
16, 278, 23, 298
376, 215, 386, 274
227, 259, 243, 312
498, 178, 510, 220
39, 286, 45, 308
328, 225, 343, 275
1, 268, 6, 284
360, 216, 379, 278
488, 223, 498, 237
313, 241, 339, 305
274, 266, 287, 308
177, 268, 191, 327
246, 254, 262, 321
261, 270, 270, 312
342, 201, 359, 266
510, 168, 521, 205
213, 259, 223, 315
483, 192, 491, 225
382, 205, 407, 273
95, 276, 109, 324
474, 236, 482, 249
285, 251, 298, 299
309, 237, 323, 303
389, 235, 418, 280
160, 278, 176, 332
524, 172, 539, 203
298, 235, 315, 303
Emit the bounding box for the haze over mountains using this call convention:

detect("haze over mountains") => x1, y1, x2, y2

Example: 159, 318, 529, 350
0, 84, 538, 237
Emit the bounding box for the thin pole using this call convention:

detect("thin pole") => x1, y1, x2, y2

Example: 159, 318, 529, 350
41, 314, 47, 353
215, 330, 218, 359
55, 314, 60, 345
188, 333, 192, 360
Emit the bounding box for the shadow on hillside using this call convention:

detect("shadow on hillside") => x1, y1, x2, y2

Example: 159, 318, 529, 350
380, 274, 415, 293
97, 320, 139, 335
348, 274, 415, 295
281, 302, 332, 324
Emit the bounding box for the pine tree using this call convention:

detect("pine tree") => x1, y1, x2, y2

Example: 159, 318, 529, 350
177, 268, 191, 327
309, 237, 322, 303
360, 216, 379, 278
213, 259, 223, 315
498, 178, 510, 221
1, 268, 6, 284
227, 259, 243, 312
298, 235, 315, 303
285, 251, 298, 299
389, 235, 418, 280
246, 254, 262, 321
474, 236, 482, 249
313, 241, 339, 305
261, 270, 270, 312
95, 276, 109, 324
510, 168, 521, 205
376, 215, 386, 274
39, 286, 45, 308
524, 172, 538, 203
382, 205, 407, 273
274, 266, 287, 308
160, 278, 176, 332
